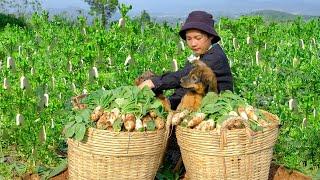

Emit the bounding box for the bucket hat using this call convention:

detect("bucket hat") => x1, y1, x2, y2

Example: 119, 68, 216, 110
179, 11, 220, 44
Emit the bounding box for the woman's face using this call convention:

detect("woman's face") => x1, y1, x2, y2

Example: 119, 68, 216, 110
185, 29, 213, 55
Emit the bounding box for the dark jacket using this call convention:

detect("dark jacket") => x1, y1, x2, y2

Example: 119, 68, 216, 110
151, 43, 233, 110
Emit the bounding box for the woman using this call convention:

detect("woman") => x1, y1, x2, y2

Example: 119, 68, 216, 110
139, 10, 233, 110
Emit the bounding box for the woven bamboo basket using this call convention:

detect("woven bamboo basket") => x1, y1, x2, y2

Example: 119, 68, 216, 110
68, 127, 169, 180
176, 110, 280, 180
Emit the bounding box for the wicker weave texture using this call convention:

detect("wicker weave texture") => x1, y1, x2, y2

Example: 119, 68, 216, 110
176, 116, 279, 180
68, 127, 168, 180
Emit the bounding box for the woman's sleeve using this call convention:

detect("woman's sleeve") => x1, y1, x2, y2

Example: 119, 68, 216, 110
151, 63, 193, 91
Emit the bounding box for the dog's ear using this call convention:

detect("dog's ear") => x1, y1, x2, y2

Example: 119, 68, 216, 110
208, 78, 218, 93
199, 66, 218, 93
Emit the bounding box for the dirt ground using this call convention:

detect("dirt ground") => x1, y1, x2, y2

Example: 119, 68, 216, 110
268, 163, 312, 180
21, 162, 312, 180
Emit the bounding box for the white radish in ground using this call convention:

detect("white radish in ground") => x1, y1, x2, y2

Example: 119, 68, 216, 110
39, 125, 46, 143
172, 59, 178, 72
3, 77, 9, 89
118, 17, 125, 28
16, 114, 24, 126
67, 61, 72, 72
289, 98, 298, 111
124, 55, 133, 66
293, 57, 299, 67
7, 56, 15, 70
20, 76, 30, 90
246, 36, 253, 45
71, 83, 76, 92
30, 67, 35, 75
90, 67, 99, 79
255, 50, 260, 65
232, 37, 239, 49
43, 93, 49, 107
179, 40, 185, 51
300, 39, 305, 49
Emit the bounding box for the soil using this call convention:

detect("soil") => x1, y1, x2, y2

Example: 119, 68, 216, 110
22, 162, 312, 180
50, 168, 68, 180
268, 163, 312, 180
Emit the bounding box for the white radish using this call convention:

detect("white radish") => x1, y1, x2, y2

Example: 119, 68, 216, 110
83, 89, 88, 95
238, 106, 248, 120
300, 39, 305, 49
20, 76, 29, 90
39, 125, 47, 143
228, 111, 239, 117
187, 112, 205, 128
71, 83, 76, 92
16, 114, 24, 126
18, 46, 22, 55
107, 57, 112, 66
179, 40, 185, 51
30, 67, 34, 75
124, 55, 133, 66
67, 61, 72, 72
288, 98, 298, 111
51, 119, 55, 128
232, 37, 238, 49
311, 38, 316, 47
135, 118, 143, 131
245, 105, 258, 121
3, 77, 9, 89
43, 93, 49, 107
302, 117, 307, 128
63, 78, 67, 85
118, 17, 125, 28
6, 56, 15, 69
255, 50, 260, 65
90, 67, 99, 79
51, 76, 55, 88
246, 36, 253, 45
293, 57, 299, 67
172, 59, 178, 72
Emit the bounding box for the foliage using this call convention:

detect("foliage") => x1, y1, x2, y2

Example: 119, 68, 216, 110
0, 11, 319, 178
0, 13, 26, 29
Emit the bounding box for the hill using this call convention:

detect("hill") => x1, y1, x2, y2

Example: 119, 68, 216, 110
246, 10, 319, 21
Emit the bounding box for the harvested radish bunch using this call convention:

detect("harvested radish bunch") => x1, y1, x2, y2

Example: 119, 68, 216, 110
170, 90, 279, 132
64, 86, 168, 141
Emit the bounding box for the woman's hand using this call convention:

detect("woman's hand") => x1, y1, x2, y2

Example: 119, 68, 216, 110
138, 79, 155, 89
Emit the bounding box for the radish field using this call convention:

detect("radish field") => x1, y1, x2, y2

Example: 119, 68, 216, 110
0, 13, 319, 178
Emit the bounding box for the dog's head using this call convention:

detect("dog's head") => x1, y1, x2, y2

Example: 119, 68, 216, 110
180, 60, 218, 94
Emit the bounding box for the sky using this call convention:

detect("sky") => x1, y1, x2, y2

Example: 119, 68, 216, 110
41, 0, 320, 16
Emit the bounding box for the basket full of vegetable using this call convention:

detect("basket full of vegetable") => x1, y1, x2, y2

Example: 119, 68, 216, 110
65, 86, 169, 180
174, 91, 280, 180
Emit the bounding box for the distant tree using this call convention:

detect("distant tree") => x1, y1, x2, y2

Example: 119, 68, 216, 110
140, 10, 151, 23
84, 0, 118, 27
0, 0, 42, 15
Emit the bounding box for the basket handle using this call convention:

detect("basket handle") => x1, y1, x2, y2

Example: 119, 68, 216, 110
219, 117, 255, 150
